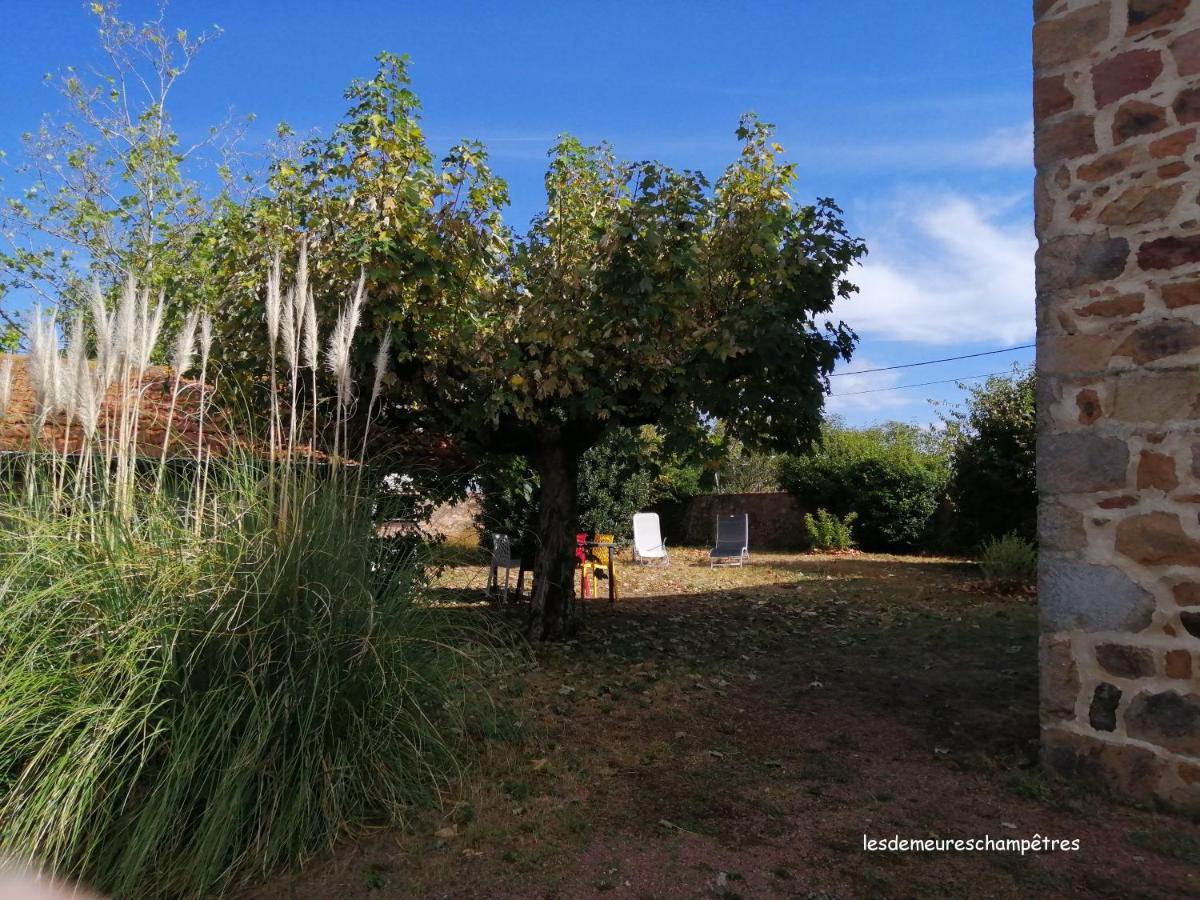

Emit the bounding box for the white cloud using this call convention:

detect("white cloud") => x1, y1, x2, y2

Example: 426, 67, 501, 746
825, 357, 911, 417
833, 190, 1035, 346
786, 122, 1033, 172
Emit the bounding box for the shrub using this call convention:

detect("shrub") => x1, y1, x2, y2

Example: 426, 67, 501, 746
944, 371, 1036, 549
0, 273, 512, 898
804, 508, 857, 551
978, 532, 1037, 583
709, 436, 782, 494
779, 421, 949, 551
0, 463, 508, 899
578, 428, 665, 535
474, 454, 540, 556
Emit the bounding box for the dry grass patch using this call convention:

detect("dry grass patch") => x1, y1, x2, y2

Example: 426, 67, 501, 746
254, 548, 1200, 900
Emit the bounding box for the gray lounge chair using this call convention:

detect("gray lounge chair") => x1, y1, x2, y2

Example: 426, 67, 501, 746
709, 514, 749, 568
487, 533, 522, 600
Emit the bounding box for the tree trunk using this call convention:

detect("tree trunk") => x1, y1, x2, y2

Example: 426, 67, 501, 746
526, 432, 581, 641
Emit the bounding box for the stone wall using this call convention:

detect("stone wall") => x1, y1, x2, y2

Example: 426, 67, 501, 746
1034, 0, 1200, 809
652, 492, 807, 549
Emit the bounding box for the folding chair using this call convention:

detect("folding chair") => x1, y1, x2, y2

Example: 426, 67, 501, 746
487, 533, 522, 601
632, 512, 669, 566
583, 532, 618, 602
709, 514, 749, 568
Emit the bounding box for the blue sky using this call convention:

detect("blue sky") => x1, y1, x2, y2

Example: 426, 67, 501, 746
1, 0, 1035, 426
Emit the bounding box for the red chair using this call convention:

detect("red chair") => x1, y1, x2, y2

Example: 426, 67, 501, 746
575, 532, 591, 598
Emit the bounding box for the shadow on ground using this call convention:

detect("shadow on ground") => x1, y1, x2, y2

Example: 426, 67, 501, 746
251, 550, 1200, 900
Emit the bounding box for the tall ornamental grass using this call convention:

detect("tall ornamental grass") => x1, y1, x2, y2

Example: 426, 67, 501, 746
0, 248, 512, 898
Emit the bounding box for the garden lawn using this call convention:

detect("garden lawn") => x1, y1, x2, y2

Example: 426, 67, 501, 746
251, 548, 1200, 899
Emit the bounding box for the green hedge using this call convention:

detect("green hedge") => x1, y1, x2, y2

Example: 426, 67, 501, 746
779, 422, 949, 551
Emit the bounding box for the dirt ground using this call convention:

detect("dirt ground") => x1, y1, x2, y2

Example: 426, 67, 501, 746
252, 548, 1200, 900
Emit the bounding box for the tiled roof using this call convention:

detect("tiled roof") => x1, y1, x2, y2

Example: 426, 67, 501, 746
0, 355, 457, 465
2, 354, 243, 459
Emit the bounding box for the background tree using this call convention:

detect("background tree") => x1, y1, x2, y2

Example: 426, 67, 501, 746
944, 370, 1036, 549
705, 423, 784, 494
577, 427, 675, 535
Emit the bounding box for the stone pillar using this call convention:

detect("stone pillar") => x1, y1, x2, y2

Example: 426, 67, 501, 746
1035, 0, 1200, 809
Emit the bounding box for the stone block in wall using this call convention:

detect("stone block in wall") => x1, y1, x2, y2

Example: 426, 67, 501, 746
1078, 148, 1136, 182
1036, 235, 1130, 292
1042, 728, 1167, 799
1112, 100, 1170, 144
1040, 560, 1154, 632
1162, 278, 1200, 308
1039, 501, 1087, 551
1182, 610, 1200, 638
1034, 4, 1112, 69
1041, 637, 1080, 721
1138, 234, 1200, 271
1115, 319, 1200, 365
1038, 432, 1129, 492
1175, 86, 1200, 124
1127, 0, 1192, 36
1174, 28, 1200, 77
1092, 49, 1164, 107
1165, 649, 1193, 679
1095, 642, 1157, 678
1076, 388, 1105, 423
1115, 511, 1200, 566
1126, 690, 1200, 756
1149, 127, 1196, 159
1137, 449, 1179, 490
1098, 183, 1184, 227
1075, 292, 1144, 318
1037, 114, 1099, 166
1110, 370, 1200, 423
1090, 682, 1122, 731
1173, 581, 1200, 605
1035, 74, 1076, 119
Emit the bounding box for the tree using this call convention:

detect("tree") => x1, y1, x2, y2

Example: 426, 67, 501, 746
705, 423, 784, 494
192, 56, 866, 639
495, 121, 863, 637
944, 370, 1036, 549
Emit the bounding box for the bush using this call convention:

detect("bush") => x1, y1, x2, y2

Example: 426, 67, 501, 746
0, 459, 508, 899
708, 437, 782, 494
945, 371, 1036, 549
0, 275, 512, 899
474, 454, 540, 555
779, 421, 949, 551
804, 508, 857, 551
978, 532, 1037, 583
578, 428, 665, 535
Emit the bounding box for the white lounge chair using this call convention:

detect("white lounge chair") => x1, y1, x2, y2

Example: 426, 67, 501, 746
487, 533, 522, 601
632, 512, 670, 566
709, 514, 749, 568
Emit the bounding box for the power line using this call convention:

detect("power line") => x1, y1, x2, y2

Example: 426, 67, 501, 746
829, 344, 1034, 377
831, 367, 1032, 397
